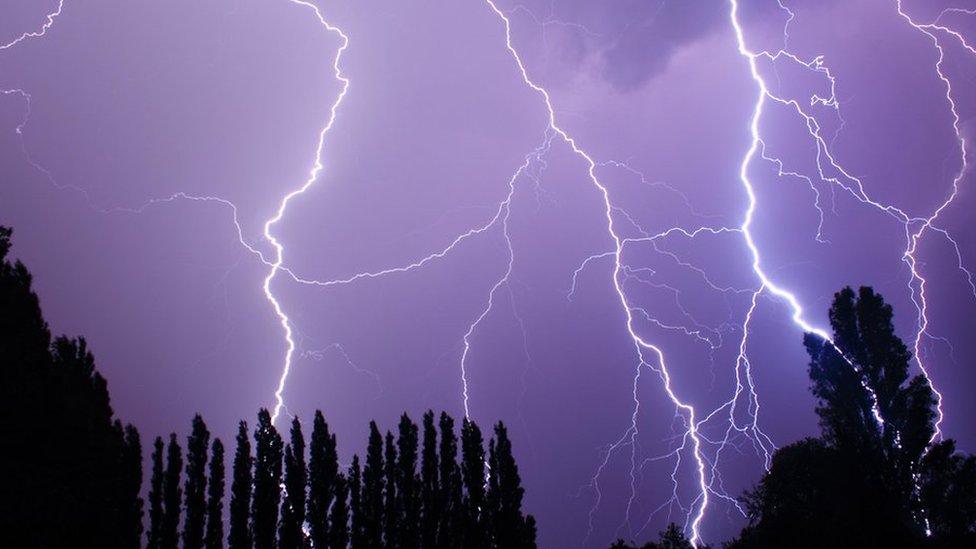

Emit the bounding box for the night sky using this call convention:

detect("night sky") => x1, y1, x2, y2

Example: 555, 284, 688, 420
2, 0, 975, 546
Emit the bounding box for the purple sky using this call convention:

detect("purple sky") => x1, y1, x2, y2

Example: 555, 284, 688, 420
2, 0, 975, 545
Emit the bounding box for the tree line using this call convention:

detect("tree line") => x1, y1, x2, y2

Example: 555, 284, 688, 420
1, 226, 144, 546
145, 409, 536, 549
0, 224, 536, 548
7, 218, 976, 549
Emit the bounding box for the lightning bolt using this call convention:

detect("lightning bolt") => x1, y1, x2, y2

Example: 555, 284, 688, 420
302, 342, 384, 398
482, 1, 711, 545
1, 2, 67, 193
460, 133, 554, 417
894, 0, 974, 442
265, 0, 350, 423
5, 0, 353, 426
0, 0, 64, 52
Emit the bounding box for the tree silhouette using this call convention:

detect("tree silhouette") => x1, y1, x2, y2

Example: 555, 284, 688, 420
252, 409, 283, 549
121, 424, 145, 548
309, 410, 339, 548
384, 430, 400, 548
279, 417, 307, 549
461, 418, 488, 548
487, 422, 535, 548
363, 421, 386, 547
437, 412, 463, 548
2, 225, 549, 549
919, 439, 976, 543
148, 436, 166, 549
397, 414, 421, 549
184, 414, 211, 549
0, 227, 50, 540
731, 287, 976, 547
229, 421, 253, 549
162, 434, 184, 548
1, 226, 145, 546
349, 455, 365, 548
330, 472, 351, 549
420, 411, 440, 548
205, 438, 225, 549
610, 523, 693, 549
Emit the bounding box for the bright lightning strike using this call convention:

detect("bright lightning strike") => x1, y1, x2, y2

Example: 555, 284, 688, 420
482, 1, 711, 545
266, 0, 350, 424
895, 0, 973, 442
728, 0, 834, 341
0, 1, 65, 52
460, 133, 554, 418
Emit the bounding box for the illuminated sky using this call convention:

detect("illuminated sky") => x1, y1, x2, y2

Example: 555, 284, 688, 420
2, 0, 975, 545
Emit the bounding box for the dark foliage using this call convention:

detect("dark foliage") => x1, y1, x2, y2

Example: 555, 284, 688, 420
397, 414, 421, 549
363, 421, 386, 547
279, 417, 307, 549
350, 455, 365, 548
729, 287, 976, 548
437, 412, 463, 548
919, 439, 976, 545
330, 472, 352, 548
162, 434, 184, 548
205, 438, 225, 549
487, 422, 535, 548
148, 436, 166, 549
252, 409, 283, 549
229, 421, 253, 549
461, 418, 488, 548
121, 424, 145, 548
384, 430, 400, 548
1, 227, 537, 548
309, 410, 339, 548
420, 411, 440, 548
185, 414, 211, 549
611, 523, 694, 548
0, 227, 144, 547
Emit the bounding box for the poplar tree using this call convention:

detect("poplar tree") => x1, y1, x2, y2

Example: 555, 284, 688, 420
205, 438, 225, 549
487, 437, 500, 545
252, 409, 283, 549
121, 424, 145, 549
309, 410, 339, 547
420, 411, 440, 548
487, 422, 535, 548
460, 418, 487, 548
363, 422, 386, 547
279, 417, 307, 549
329, 472, 351, 549
162, 434, 184, 549
184, 415, 211, 549
229, 421, 252, 549
397, 414, 421, 549
349, 455, 364, 548
437, 413, 463, 548
384, 431, 400, 548
148, 436, 166, 549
